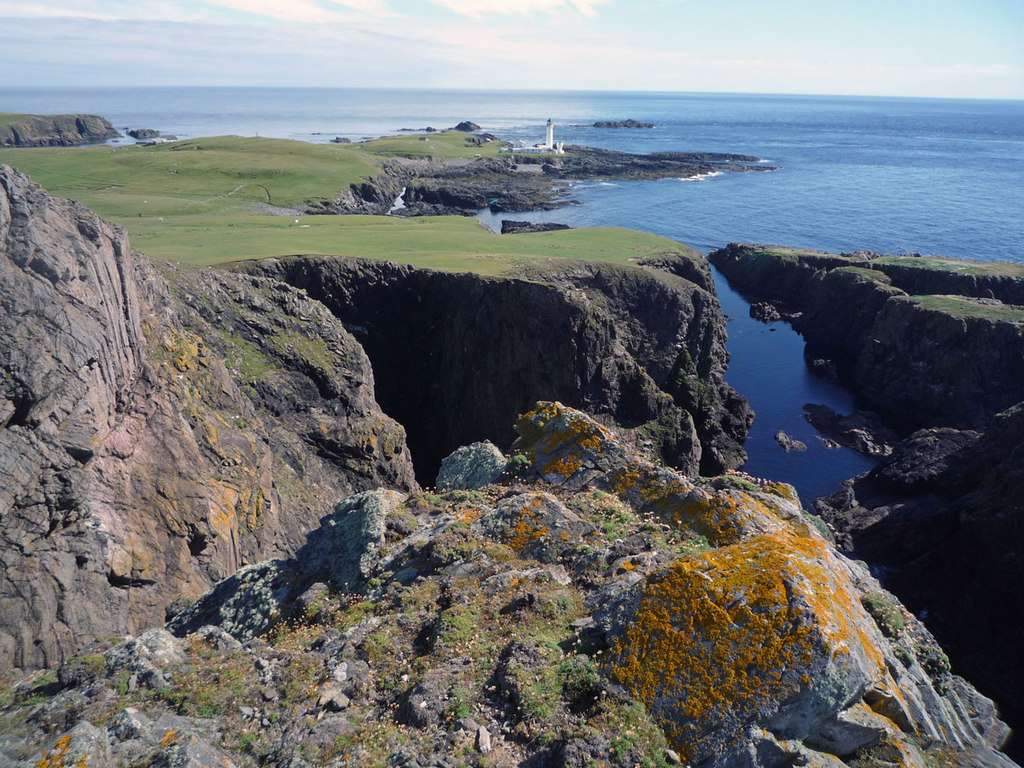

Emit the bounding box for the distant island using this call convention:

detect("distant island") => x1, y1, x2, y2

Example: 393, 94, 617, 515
0, 112, 120, 147
593, 119, 656, 128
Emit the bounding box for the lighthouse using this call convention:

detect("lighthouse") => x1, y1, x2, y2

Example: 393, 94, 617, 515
545, 118, 554, 150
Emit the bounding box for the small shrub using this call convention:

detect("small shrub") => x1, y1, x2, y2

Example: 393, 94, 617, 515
861, 593, 904, 639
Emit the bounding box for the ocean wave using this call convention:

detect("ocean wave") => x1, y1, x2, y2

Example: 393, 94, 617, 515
676, 171, 722, 182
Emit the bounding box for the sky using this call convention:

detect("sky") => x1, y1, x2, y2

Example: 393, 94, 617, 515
2, 0, 1023, 99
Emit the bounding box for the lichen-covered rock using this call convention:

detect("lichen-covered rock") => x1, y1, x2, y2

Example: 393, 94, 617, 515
167, 490, 406, 641
482, 491, 595, 563
436, 440, 507, 491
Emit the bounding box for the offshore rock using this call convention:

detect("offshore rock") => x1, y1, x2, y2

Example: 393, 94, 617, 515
243, 252, 752, 480
0, 113, 120, 147
0, 166, 415, 670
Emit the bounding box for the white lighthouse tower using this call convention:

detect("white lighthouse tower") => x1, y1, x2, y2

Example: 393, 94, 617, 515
545, 118, 554, 150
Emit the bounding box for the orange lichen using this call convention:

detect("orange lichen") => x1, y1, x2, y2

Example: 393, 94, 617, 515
610, 533, 888, 762
35, 735, 72, 768
160, 729, 182, 749
517, 402, 614, 481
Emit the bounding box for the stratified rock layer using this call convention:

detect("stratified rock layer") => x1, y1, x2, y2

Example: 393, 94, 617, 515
0, 166, 415, 669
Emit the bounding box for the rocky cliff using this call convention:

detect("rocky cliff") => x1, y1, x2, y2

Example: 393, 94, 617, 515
1, 404, 1014, 767
708, 243, 1024, 757
241, 252, 752, 481
0, 166, 415, 670
709, 244, 1024, 429
816, 404, 1024, 746
0, 113, 120, 147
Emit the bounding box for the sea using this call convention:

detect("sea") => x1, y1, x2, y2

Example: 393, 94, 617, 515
3, 86, 1023, 503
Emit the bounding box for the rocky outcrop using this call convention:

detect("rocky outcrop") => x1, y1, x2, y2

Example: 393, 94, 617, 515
0, 166, 415, 670
593, 119, 655, 128
452, 121, 481, 131
500, 219, 572, 234
242, 252, 752, 480
126, 128, 160, 140
3, 403, 1012, 767
0, 113, 120, 147
327, 147, 774, 217
815, 404, 1024, 745
710, 244, 1024, 429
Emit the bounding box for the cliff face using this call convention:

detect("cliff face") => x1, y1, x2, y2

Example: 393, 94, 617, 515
0, 114, 120, 147
0, 166, 415, 670
242, 254, 752, 481
2, 404, 1013, 768
816, 405, 1024, 741
709, 244, 1024, 429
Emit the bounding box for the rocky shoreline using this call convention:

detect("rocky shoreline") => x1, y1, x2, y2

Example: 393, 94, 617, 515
317, 143, 774, 217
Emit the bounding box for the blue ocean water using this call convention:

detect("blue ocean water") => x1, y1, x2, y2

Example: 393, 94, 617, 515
3, 87, 1022, 501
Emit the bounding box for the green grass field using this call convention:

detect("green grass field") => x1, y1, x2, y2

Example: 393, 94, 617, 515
0, 112, 33, 127
0, 133, 701, 274
354, 131, 504, 159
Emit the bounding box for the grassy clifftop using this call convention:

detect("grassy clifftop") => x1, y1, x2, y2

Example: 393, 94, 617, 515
0, 133, 697, 273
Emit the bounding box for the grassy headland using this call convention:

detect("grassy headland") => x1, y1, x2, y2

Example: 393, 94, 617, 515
0, 133, 699, 273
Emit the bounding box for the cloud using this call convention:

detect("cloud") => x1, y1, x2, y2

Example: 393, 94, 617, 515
425, 0, 611, 19
0, 0, 393, 23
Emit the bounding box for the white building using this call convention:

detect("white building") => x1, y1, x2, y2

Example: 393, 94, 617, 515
502, 118, 565, 154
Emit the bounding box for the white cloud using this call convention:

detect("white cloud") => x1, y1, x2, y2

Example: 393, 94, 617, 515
425, 0, 611, 19
0, 0, 393, 23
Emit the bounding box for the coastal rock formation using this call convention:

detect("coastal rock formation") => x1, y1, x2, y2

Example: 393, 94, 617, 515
500, 219, 572, 234
0, 166, 415, 670
593, 119, 655, 128
452, 121, 481, 131
242, 251, 752, 479
126, 128, 160, 139
709, 243, 1024, 429
815, 405, 1024, 742
2, 403, 1013, 767
710, 243, 1024, 751
329, 148, 775, 217
0, 113, 120, 147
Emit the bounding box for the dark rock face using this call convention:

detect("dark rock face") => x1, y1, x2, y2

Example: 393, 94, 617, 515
710, 243, 1024, 430
500, 219, 572, 234
126, 128, 160, 139
243, 254, 752, 480
815, 406, 1024, 745
0, 114, 120, 147
452, 121, 481, 131
749, 300, 781, 323
0, 166, 415, 670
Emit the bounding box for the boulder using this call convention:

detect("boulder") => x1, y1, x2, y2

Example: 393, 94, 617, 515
436, 440, 507, 491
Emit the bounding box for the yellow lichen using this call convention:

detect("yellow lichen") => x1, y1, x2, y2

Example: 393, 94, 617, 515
610, 533, 887, 761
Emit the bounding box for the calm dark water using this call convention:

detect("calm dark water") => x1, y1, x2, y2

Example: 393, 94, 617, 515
3, 87, 1022, 501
